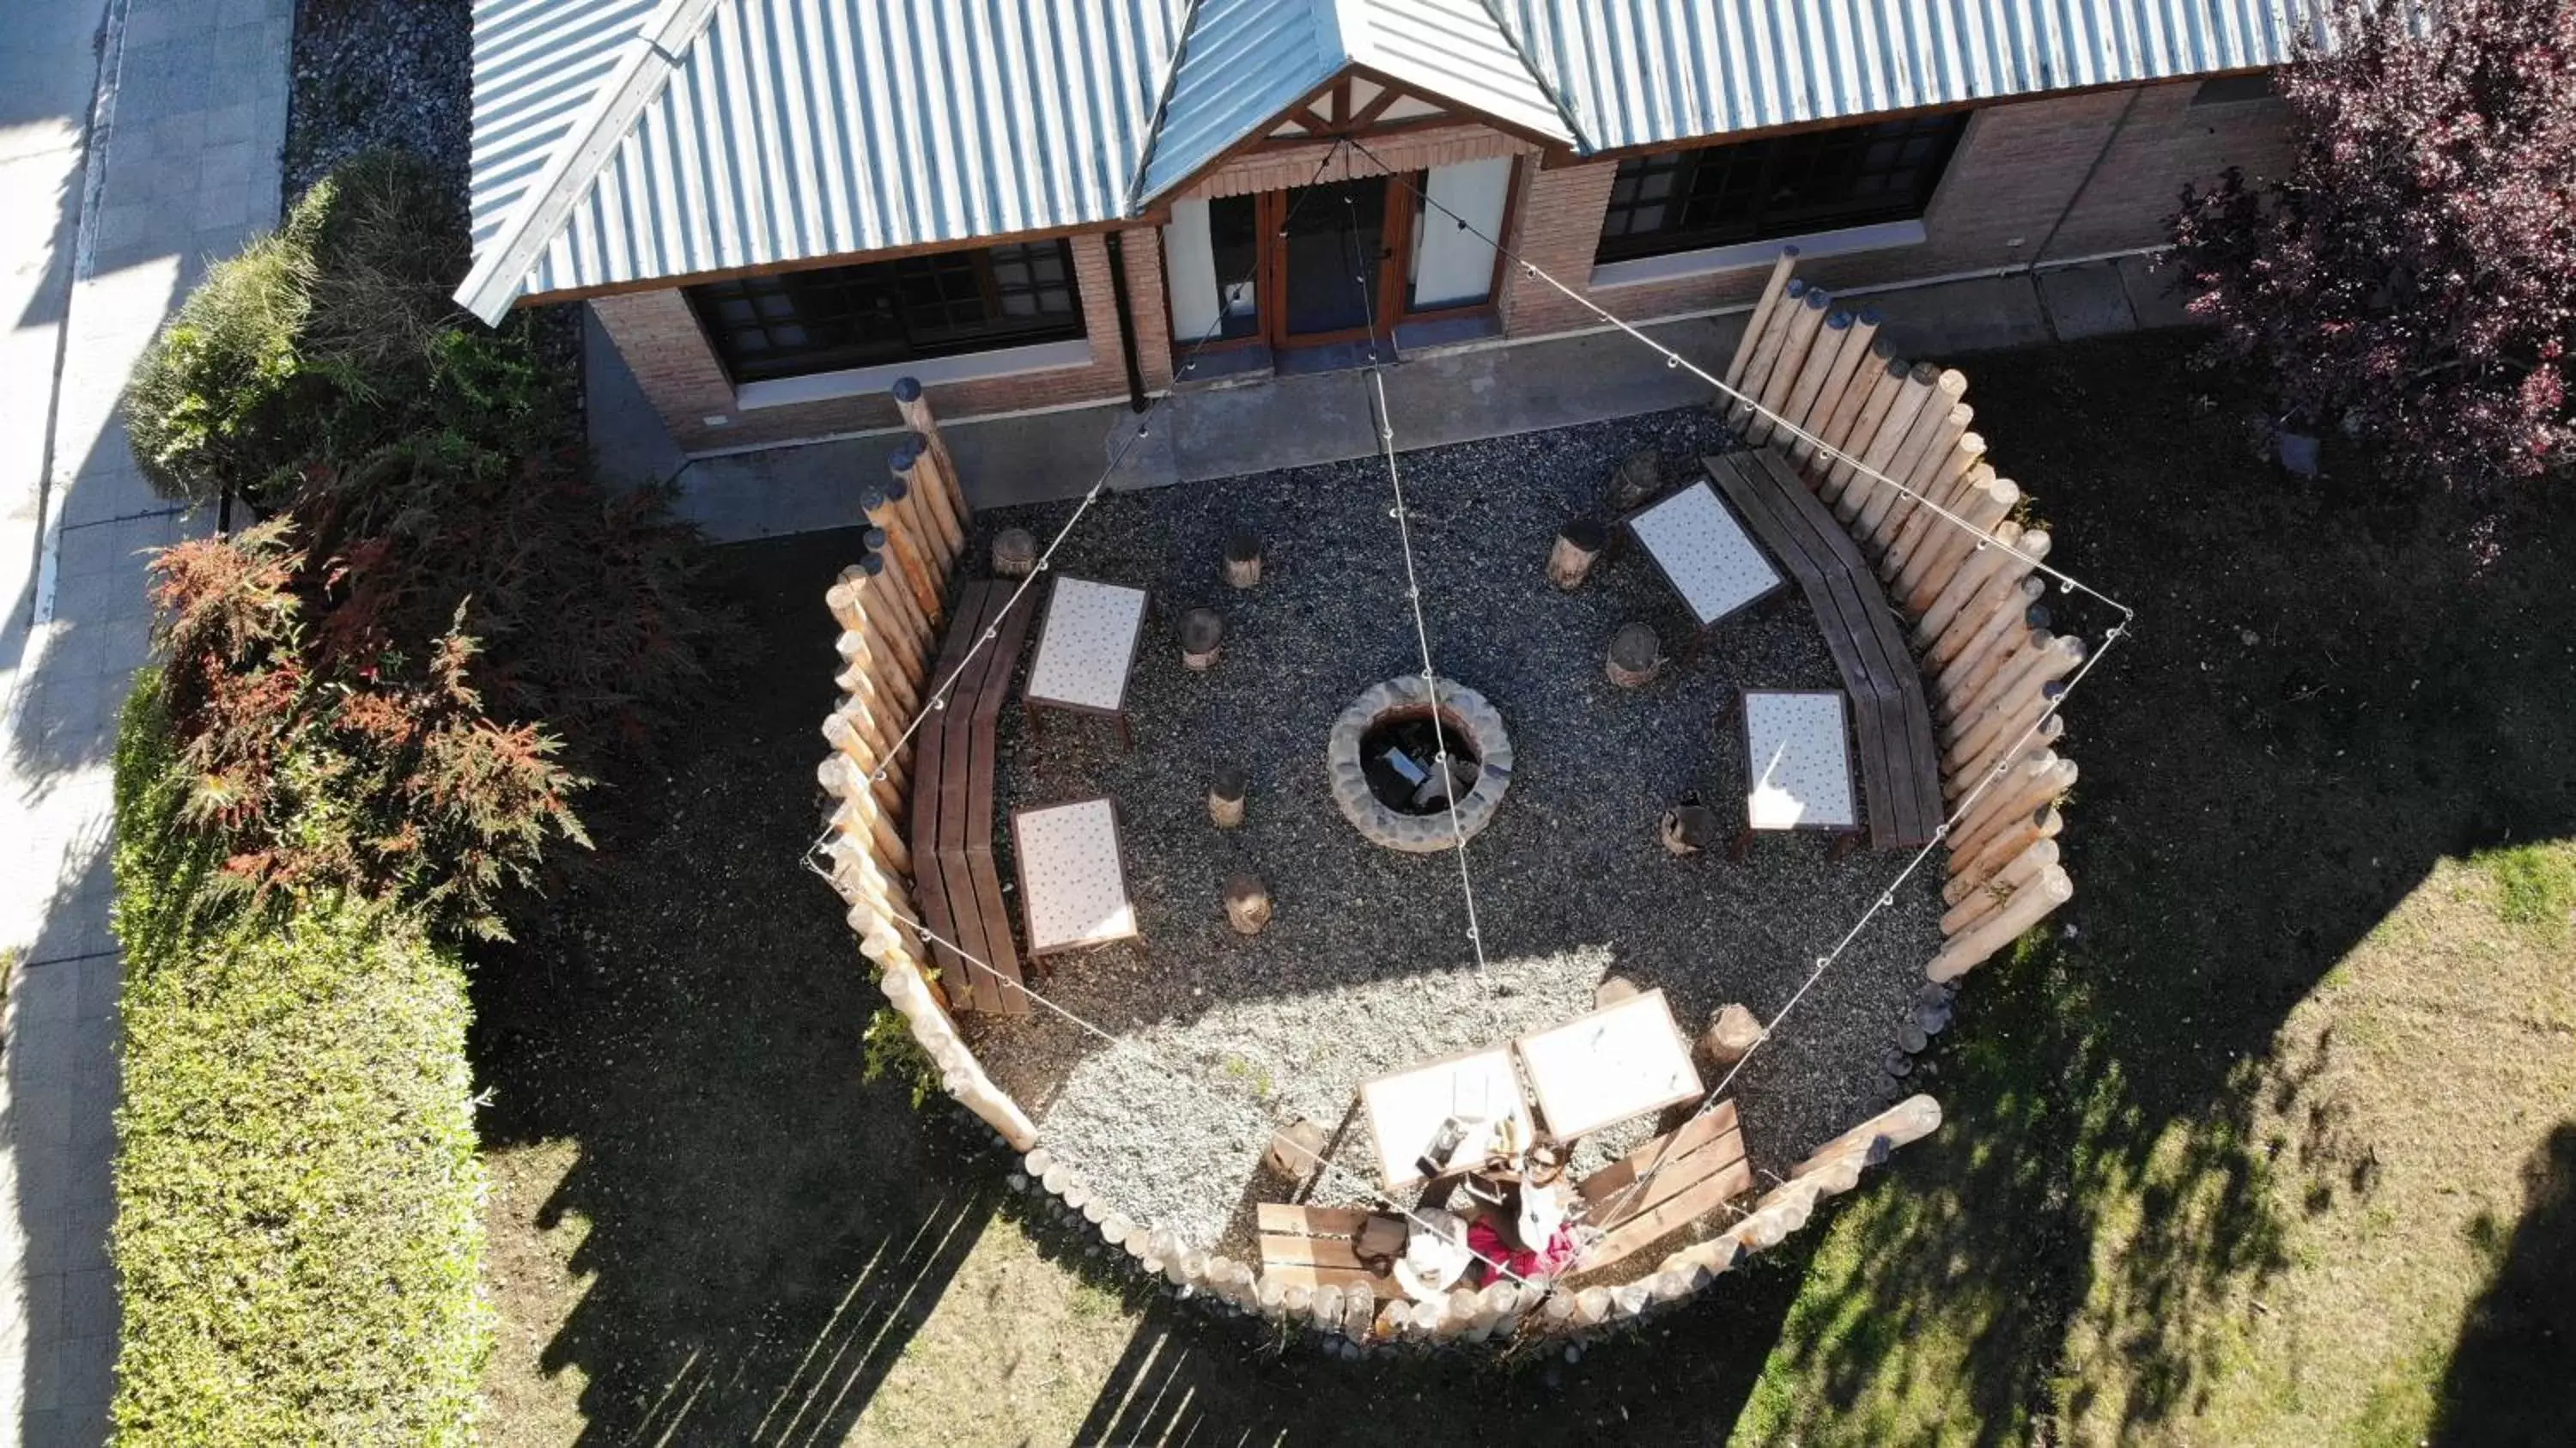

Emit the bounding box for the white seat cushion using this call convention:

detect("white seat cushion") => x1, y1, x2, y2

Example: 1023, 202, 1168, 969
1013, 798, 1138, 953
1025, 576, 1148, 713
1628, 481, 1782, 627
1743, 690, 1858, 830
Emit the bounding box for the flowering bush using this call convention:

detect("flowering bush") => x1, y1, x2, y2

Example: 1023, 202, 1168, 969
2166, 0, 2576, 494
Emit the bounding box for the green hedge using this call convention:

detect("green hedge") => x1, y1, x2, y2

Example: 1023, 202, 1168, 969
110, 674, 491, 1445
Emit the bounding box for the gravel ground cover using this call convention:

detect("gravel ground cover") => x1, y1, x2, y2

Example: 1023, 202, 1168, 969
961, 406, 1944, 1256
284, 0, 471, 198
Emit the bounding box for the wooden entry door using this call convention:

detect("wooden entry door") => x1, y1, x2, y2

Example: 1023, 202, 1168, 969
1262, 176, 1408, 348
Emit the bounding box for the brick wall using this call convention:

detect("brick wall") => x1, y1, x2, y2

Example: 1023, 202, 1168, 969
598, 81, 2292, 452
594, 228, 1153, 453
1504, 81, 2291, 334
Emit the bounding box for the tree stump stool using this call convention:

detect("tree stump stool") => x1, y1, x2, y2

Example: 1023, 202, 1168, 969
1605, 447, 1662, 514
1699, 1003, 1763, 1071
1266, 1117, 1327, 1178
1595, 974, 1641, 1009
1224, 527, 1262, 588
1179, 607, 1224, 670
1225, 873, 1272, 934
1209, 766, 1248, 829
1607, 622, 1662, 688
992, 526, 1037, 578
1661, 803, 1717, 855
1547, 518, 1607, 591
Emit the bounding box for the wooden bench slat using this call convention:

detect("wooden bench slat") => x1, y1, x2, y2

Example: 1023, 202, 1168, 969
1256, 1203, 1374, 1236
911, 587, 990, 1009
1258, 1262, 1388, 1296
1259, 1232, 1367, 1269
958, 585, 1033, 1013
1707, 451, 1943, 849
1577, 1153, 1757, 1274
1577, 1099, 1741, 1210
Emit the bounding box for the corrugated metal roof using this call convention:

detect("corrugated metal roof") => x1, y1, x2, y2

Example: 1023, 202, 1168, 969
461, 0, 2324, 318
1138, 0, 1345, 202
467, 0, 663, 255
1497, 0, 2324, 154
515, 0, 1188, 305
1135, 0, 1573, 200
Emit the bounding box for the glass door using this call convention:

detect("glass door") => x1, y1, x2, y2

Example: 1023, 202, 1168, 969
1270, 177, 1397, 344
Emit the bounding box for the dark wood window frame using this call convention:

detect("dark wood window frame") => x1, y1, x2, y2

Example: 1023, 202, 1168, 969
686, 240, 1085, 386
1595, 114, 1969, 265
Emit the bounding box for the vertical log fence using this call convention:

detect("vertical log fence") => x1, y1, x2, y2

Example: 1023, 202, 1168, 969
1721, 253, 2089, 985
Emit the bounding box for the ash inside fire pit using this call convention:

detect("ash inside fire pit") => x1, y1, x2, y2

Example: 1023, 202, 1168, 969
1358, 710, 1481, 814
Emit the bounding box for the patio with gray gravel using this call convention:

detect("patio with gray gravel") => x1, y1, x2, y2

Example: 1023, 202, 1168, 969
958, 405, 1943, 1259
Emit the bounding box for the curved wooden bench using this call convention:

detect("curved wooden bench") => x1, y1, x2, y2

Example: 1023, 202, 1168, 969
1704, 448, 1944, 850
908, 581, 1036, 1013
1569, 1098, 1753, 1278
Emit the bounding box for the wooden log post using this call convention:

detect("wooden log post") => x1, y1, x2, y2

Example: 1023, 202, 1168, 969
1745, 287, 1832, 445
1829, 362, 1939, 518
1606, 622, 1662, 688
1209, 766, 1249, 828
1777, 308, 1855, 443
1864, 385, 1970, 550
1882, 430, 1990, 584
830, 615, 920, 723
820, 721, 909, 855
819, 745, 904, 825
1815, 357, 1908, 496
1265, 1116, 1327, 1177
992, 526, 1037, 578
1945, 834, 2061, 909
1928, 866, 2074, 982
1942, 617, 2050, 724
1547, 517, 1607, 591
1941, 836, 2064, 935
1727, 278, 1809, 430
891, 376, 970, 525
1790, 309, 1884, 467
1721, 247, 1800, 395
1225, 873, 1273, 935
1224, 527, 1262, 588
1947, 680, 2071, 789
1902, 474, 2022, 617
1953, 749, 2068, 844
1934, 581, 2048, 705
860, 531, 939, 657
1179, 606, 1224, 670
1946, 635, 2087, 747
1792, 1094, 1944, 1176
1917, 524, 2046, 656
1947, 803, 2061, 885
1806, 338, 1898, 481
861, 491, 945, 627
1698, 1002, 1764, 1071
888, 437, 964, 572
831, 562, 928, 692
878, 958, 1040, 1148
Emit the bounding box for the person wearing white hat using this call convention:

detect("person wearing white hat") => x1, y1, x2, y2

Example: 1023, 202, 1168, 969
1393, 1208, 1474, 1302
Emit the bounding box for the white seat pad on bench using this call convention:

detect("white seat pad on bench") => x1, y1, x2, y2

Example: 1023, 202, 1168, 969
1025, 576, 1148, 713
1012, 798, 1138, 954
1629, 480, 1783, 628
1743, 690, 1858, 830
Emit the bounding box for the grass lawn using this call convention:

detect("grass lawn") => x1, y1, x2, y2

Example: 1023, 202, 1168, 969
474, 329, 2575, 1444
1733, 332, 2576, 1446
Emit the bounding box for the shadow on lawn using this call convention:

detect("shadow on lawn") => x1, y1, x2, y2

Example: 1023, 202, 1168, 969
1745, 332, 2576, 1444
2431, 1123, 2576, 1446
471, 527, 1013, 1445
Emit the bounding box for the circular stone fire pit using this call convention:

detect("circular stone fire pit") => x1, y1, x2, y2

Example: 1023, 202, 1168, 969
1326, 676, 1512, 852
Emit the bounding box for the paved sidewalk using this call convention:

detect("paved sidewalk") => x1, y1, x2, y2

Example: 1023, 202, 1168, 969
0, 0, 289, 1441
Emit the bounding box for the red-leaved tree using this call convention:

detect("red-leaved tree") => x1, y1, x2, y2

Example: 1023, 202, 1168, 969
2167, 0, 2576, 493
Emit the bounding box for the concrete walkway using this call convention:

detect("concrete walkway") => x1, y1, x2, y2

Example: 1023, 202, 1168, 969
618, 252, 2190, 544
0, 0, 289, 1440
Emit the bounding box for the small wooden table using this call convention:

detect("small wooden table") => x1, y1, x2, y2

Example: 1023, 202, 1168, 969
1736, 687, 1861, 857
1512, 988, 1704, 1142
1024, 575, 1148, 748
1358, 1046, 1531, 1191
1623, 479, 1785, 652
1008, 798, 1139, 958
